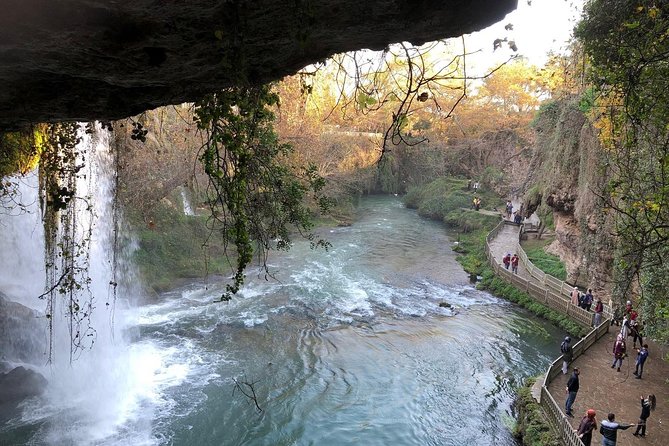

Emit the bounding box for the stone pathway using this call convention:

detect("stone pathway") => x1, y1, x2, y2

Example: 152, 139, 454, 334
489, 223, 669, 445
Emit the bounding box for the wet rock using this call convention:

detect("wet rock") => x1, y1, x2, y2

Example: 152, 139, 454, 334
0, 293, 46, 365
0, 366, 47, 421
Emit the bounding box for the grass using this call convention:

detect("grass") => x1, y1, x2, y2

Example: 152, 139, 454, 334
522, 237, 567, 281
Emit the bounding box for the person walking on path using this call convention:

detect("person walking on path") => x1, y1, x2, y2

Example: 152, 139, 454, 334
510, 253, 519, 274
633, 344, 649, 379
561, 336, 573, 375
633, 394, 656, 438
565, 367, 580, 417
571, 286, 580, 306
593, 297, 604, 327
611, 334, 626, 372
502, 253, 511, 270
600, 413, 634, 445
577, 409, 597, 446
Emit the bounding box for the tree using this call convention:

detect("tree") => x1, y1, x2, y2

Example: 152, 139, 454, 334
575, 0, 669, 340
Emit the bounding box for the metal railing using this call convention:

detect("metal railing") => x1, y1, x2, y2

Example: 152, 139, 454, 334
485, 221, 611, 446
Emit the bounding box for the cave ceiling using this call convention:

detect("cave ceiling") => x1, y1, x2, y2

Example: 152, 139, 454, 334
0, 0, 516, 130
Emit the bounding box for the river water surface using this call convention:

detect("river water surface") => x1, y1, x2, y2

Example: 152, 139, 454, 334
2, 196, 561, 446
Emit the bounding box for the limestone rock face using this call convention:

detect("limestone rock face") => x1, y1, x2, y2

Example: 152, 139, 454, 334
0, 0, 516, 130
523, 99, 615, 295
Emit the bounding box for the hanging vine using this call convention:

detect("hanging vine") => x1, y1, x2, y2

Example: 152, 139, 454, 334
38, 123, 96, 362
193, 84, 331, 301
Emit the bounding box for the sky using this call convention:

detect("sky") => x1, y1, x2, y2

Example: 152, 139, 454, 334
462, 0, 584, 70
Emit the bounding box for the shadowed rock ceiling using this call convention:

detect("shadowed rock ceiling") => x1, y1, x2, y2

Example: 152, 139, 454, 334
0, 0, 516, 130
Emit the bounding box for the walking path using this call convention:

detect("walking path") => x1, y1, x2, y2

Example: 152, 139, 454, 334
489, 222, 669, 446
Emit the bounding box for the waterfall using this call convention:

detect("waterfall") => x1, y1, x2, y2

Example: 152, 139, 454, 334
179, 186, 195, 216
0, 125, 161, 445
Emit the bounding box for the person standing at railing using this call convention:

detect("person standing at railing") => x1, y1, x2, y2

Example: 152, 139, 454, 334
593, 297, 604, 327
577, 409, 597, 446
571, 286, 580, 306
564, 367, 580, 417
561, 336, 573, 374
583, 288, 593, 311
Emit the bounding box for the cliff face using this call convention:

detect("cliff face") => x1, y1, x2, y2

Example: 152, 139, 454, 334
0, 0, 516, 130
523, 99, 615, 296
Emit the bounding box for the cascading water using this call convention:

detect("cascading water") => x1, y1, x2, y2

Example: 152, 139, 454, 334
179, 186, 196, 217
3, 155, 563, 445
0, 126, 170, 445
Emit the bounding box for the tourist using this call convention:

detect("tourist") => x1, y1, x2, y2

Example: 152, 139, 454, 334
600, 413, 633, 445
510, 253, 519, 274
503, 253, 511, 270
577, 409, 597, 446
473, 181, 480, 191
633, 394, 656, 438
583, 289, 593, 311
593, 297, 604, 327
571, 286, 580, 306
560, 336, 573, 375
633, 344, 649, 379
467, 178, 472, 190
513, 211, 522, 224
611, 333, 626, 372
564, 367, 580, 417
505, 200, 513, 219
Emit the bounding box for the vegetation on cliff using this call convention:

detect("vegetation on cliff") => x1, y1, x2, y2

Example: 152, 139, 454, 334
576, 0, 669, 341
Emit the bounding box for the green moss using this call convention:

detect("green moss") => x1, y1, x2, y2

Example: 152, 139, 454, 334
0, 128, 43, 178
514, 378, 560, 446
127, 201, 234, 293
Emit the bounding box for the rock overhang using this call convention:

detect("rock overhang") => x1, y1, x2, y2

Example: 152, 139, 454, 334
0, 0, 517, 130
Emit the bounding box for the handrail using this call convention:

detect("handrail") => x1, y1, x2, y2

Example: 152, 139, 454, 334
485, 221, 610, 446
518, 224, 614, 320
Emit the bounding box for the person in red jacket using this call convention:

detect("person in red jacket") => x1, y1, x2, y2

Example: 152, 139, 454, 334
502, 253, 511, 270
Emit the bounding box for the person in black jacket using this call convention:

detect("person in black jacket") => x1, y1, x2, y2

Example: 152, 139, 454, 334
633, 394, 656, 437
564, 367, 579, 417
600, 413, 633, 446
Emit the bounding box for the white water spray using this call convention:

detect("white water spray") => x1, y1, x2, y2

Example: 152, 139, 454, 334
0, 126, 166, 445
